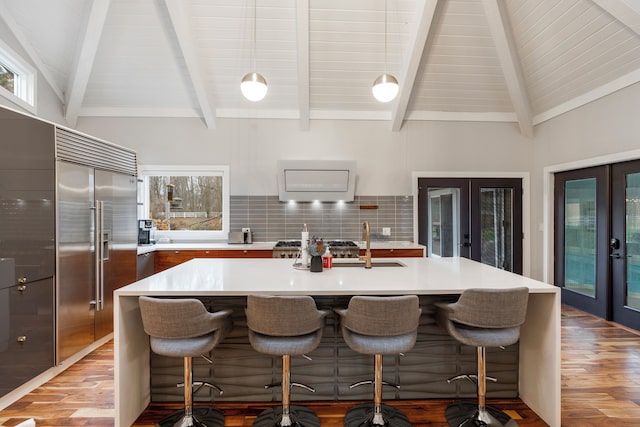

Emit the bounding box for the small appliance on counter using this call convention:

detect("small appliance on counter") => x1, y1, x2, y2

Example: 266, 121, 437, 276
228, 228, 253, 244
138, 219, 154, 245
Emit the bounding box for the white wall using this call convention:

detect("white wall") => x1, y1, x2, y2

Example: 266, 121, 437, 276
77, 116, 534, 196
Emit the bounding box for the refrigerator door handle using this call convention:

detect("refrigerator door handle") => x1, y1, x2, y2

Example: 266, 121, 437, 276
94, 200, 104, 311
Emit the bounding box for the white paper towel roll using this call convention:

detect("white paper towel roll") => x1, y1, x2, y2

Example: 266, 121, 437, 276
301, 229, 309, 266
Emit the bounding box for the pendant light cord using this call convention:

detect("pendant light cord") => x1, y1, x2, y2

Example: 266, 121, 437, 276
252, 0, 256, 71
384, 0, 388, 74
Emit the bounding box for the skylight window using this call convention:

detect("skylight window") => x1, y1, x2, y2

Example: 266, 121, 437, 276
0, 40, 36, 113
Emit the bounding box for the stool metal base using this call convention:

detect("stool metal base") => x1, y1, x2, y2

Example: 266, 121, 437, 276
445, 402, 518, 427
157, 406, 225, 427
344, 403, 412, 427
252, 405, 320, 427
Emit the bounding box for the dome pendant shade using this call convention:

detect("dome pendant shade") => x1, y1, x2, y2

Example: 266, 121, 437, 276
241, 72, 268, 102
372, 73, 399, 103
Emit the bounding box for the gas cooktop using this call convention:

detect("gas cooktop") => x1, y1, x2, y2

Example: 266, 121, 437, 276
272, 239, 360, 258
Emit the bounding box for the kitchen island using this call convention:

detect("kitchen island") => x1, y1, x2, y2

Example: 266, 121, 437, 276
114, 257, 559, 426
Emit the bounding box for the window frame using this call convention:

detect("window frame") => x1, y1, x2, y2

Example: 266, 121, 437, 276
0, 39, 36, 113
138, 164, 230, 242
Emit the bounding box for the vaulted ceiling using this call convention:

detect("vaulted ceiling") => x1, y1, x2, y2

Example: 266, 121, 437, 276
1, 0, 639, 135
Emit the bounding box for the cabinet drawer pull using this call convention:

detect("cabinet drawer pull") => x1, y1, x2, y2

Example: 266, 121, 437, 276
17, 285, 27, 292
17, 336, 27, 343
243, 250, 248, 254
389, 249, 394, 252
18, 277, 27, 284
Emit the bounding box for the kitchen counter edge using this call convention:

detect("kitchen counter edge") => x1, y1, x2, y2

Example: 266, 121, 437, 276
137, 241, 425, 255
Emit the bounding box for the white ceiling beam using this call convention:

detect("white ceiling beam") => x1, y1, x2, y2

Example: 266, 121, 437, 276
391, 0, 439, 132
296, 0, 310, 131
64, 0, 110, 127
0, 2, 65, 103
482, 0, 533, 138
591, 0, 640, 35
164, 0, 216, 129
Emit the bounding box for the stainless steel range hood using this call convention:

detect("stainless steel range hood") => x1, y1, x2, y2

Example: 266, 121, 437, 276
277, 160, 356, 202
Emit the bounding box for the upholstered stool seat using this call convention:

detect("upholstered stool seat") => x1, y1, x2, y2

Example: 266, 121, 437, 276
246, 294, 328, 427
436, 287, 529, 427
139, 296, 233, 427
335, 295, 421, 427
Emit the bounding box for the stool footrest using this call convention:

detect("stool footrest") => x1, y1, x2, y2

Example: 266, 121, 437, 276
446, 374, 497, 385
177, 381, 224, 396
263, 382, 316, 393
349, 380, 400, 390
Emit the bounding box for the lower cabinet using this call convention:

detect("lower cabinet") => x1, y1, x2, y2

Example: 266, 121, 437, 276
154, 248, 423, 273
155, 249, 273, 273
137, 252, 155, 280
0, 277, 54, 398
366, 248, 424, 257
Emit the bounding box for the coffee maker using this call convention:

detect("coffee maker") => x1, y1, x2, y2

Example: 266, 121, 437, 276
138, 219, 153, 245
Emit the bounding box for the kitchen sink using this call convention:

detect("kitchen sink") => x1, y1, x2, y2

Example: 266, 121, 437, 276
332, 261, 406, 268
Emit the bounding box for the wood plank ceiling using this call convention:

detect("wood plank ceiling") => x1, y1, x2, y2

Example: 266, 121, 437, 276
1, 0, 639, 134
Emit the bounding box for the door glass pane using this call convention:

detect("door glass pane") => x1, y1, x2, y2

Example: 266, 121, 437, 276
626, 172, 640, 309
480, 188, 513, 270
427, 189, 459, 257
564, 178, 597, 297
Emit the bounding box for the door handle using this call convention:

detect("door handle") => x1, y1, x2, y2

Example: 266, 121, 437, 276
610, 253, 622, 259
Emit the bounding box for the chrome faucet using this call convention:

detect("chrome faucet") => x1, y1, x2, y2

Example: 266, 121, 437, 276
360, 221, 372, 268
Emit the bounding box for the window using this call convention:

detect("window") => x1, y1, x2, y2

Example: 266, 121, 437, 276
0, 40, 36, 112
139, 165, 229, 241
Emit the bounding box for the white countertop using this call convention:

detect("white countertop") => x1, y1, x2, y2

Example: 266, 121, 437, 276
117, 256, 556, 296
137, 240, 425, 255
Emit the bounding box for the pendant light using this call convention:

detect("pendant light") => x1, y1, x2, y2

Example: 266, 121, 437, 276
241, 0, 267, 102
372, 0, 399, 103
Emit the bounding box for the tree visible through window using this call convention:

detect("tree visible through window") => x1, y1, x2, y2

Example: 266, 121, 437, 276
148, 175, 223, 231
0, 64, 15, 93
0, 40, 36, 112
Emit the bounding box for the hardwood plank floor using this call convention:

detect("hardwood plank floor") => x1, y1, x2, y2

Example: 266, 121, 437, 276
1, 305, 639, 426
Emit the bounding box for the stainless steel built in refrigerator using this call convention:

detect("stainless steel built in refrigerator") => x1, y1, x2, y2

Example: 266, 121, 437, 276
56, 130, 138, 363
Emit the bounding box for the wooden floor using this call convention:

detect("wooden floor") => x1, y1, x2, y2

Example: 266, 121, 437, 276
1, 305, 640, 426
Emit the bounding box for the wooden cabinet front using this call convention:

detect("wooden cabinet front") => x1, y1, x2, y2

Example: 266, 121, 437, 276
362, 248, 424, 258
154, 249, 273, 272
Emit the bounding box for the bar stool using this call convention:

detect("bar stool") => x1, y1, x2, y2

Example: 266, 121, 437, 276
246, 294, 328, 427
139, 296, 233, 427
335, 295, 421, 427
435, 287, 529, 427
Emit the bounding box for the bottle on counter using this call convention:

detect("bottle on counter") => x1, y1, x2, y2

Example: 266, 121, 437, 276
301, 224, 309, 266
322, 246, 333, 269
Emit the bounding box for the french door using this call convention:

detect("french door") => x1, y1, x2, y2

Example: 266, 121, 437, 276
554, 160, 640, 329
417, 177, 523, 274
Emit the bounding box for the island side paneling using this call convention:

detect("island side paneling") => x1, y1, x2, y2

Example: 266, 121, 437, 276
148, 296, 519, 402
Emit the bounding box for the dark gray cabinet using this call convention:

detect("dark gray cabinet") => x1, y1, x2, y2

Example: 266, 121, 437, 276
0, 277, 54, 397
0, 107, 56, 398
137, 252, 155, 280
0, 107, 55, 284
